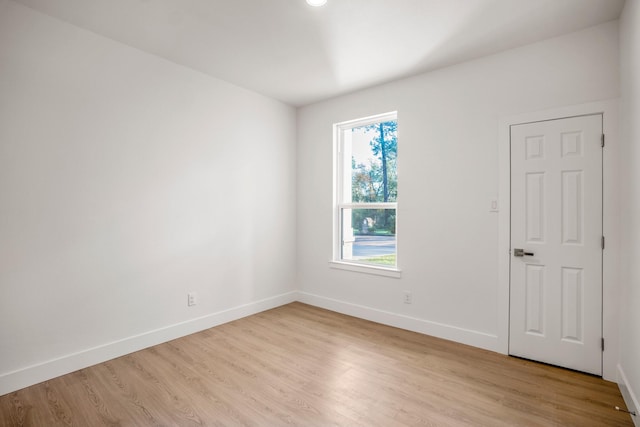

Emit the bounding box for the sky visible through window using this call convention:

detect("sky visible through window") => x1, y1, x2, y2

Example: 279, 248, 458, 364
351, 126, 377, 167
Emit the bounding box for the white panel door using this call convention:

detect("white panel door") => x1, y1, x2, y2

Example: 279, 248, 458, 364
509, 114, 603, 375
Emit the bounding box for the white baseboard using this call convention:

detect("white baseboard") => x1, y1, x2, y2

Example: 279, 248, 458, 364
297, 292, 500, 352
0, 291, 297, 396
618, 364, 640, 427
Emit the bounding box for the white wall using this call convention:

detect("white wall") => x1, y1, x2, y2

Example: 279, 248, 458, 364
619, 0, 640, 421
0, 1, 297, 394
297, 22, 620, 352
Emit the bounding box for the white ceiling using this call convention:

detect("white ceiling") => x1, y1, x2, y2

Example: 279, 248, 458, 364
14, 0, 625, 106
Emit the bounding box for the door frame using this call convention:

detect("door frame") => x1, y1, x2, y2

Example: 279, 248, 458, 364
497, 99, 620, 381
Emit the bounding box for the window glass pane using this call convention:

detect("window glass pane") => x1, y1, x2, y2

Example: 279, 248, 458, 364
349, 121, 397, 203
341, 208, 396, 267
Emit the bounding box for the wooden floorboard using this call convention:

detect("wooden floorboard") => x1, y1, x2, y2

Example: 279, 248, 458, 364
0, 302, 634, 426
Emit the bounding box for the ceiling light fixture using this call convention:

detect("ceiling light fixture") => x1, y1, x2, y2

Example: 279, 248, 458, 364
306, 0, 327, 7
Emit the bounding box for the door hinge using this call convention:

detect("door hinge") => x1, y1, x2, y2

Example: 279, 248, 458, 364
602, 236, 605, 250
602, 338, 605, 352
601, 134, 605, 147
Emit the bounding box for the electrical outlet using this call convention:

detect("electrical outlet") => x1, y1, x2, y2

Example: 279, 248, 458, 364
403, 291, 412, 304
187, 292, 197, 307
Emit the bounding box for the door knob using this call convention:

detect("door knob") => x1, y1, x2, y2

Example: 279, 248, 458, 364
514, 248, 534, 257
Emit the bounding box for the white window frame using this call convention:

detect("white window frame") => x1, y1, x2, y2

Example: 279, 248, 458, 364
330, 111, 401, 278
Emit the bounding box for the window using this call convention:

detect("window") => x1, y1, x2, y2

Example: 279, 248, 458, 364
333, 112, 398, 272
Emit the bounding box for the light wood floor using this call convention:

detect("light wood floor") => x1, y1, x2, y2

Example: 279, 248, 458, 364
0, 302, 633, 426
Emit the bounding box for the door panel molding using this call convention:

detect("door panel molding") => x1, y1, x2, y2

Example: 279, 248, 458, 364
497, 99, 620, 380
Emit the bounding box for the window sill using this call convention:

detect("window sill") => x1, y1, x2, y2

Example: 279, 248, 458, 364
329, 261, 402, 278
